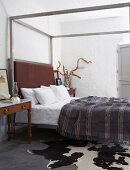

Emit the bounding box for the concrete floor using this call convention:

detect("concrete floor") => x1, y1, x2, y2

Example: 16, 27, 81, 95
0, 127, 76, 170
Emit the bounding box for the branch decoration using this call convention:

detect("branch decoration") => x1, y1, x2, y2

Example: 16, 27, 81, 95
57, 57, 92, 88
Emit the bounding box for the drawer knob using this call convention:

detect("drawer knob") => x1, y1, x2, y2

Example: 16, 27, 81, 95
4, 108, 9, 114
21, 105, 26, 109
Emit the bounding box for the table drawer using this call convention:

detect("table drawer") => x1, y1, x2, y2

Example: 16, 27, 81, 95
0, 102, 30, 115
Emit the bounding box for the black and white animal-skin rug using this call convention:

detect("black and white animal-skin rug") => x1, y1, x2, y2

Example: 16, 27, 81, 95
28, 140, 130, 170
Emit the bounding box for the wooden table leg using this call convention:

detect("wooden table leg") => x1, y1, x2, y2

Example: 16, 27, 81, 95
7, 115, 12, 141
12, 113, 16, 137
27, 108, 32, 144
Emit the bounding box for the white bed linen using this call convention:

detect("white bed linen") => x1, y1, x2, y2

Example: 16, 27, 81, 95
15, 97, 78, 126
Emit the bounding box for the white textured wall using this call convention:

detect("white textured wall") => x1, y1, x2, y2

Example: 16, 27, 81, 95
0, 2, 8, 68
61, 16, 129, 35
51, 20, 62, 70
60, 17, 129, 97
13, 22, 51, 64
14, 18, 61, 64
52, 38, 62, 70
0, 1, 8, 141
21, 16, 61, 35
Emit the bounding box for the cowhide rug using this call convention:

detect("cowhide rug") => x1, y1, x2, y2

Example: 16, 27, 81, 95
28, 140, 130, 170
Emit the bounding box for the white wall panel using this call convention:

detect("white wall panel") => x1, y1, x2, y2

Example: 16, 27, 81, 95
119, 82, 130, 98
118, 44, 130, 98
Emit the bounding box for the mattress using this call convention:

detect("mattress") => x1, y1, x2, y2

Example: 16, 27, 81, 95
15, 97, 77, 126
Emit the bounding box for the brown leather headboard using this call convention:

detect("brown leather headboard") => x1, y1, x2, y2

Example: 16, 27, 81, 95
14, 60, 55, 89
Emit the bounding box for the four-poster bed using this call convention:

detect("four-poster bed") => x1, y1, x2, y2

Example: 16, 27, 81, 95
9, 3, 130, 143
13, 59, 130, 144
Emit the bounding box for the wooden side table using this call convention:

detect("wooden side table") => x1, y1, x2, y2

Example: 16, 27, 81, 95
0, 99, 32, 144
68, 88, 76, 97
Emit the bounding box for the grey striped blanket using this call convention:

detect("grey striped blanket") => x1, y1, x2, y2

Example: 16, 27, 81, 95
57, 96, 130, 143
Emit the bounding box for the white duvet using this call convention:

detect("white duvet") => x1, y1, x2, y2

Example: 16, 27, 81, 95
16, 97, 77, 126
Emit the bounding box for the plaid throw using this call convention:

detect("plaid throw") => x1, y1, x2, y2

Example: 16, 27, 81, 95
57, 96, 130, 143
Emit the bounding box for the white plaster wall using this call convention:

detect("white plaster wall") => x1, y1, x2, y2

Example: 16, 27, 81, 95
0, 2, 8, 68
22, 16, 62, 36
1, 0, 130, 17
50, 20, 62, 70
0, 1, 8, 141
21, 17, 62, 68
13, 22, 51, 64
21, 17, 50, 35
61, 16, 129, 35
14, 17, 61, 64
52, 38, 62, 70
60, 17, 129, 97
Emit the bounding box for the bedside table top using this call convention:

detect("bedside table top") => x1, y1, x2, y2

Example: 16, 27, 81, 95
0, 99, 31, 108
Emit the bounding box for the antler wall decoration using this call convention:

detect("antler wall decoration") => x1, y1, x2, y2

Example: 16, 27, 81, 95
57, 57, 92, 88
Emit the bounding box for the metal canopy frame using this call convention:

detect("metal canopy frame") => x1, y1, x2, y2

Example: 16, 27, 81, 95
9, 2, 130, 90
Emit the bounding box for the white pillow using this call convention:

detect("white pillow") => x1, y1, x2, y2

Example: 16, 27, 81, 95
40, 85, 50, 88
33, 88, 57, 105
50, 85, 70, 101
21, 88, 38, 105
